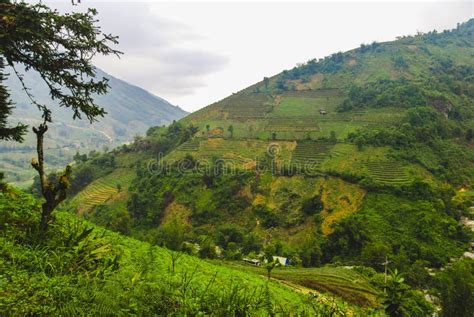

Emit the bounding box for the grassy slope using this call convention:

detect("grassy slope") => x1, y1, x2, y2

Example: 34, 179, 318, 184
0, 188, 381, 315
221, 261, 381, 307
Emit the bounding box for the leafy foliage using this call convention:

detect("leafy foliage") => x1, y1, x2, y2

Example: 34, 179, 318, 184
323, 192, 470, 268
434, 259, 474, 317
1, 188, 373, 315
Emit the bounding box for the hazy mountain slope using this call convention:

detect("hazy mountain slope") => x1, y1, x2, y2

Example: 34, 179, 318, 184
7, 67, 187, 140
1, 67, 187, 186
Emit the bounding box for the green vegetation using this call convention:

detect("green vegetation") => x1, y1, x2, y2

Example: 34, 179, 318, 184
69, 169, 134, 215
364, 161, 410, 185
291, 141, 333, 169
434, 259, 474, 317
225, 263, 381, 307
223, 93, 273, 119
2, 4, 474, 314
2, 188, 380, 315
323, 192, 470, 268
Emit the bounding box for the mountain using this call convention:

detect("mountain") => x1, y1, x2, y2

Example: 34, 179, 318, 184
1, 67, 187, 186
66, 19, 474, 313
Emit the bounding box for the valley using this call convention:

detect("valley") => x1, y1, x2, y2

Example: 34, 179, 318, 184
1, 67, 187, 187
1, 2, 473, 315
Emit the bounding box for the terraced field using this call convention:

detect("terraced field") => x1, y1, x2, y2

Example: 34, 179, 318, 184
71, 169, 135, 215
351, 108, 405, 124
364, 160, 411, 185
177, 139, 200, 151
280, 89, 344, 98
291, 141, 333, 170
225, 263, 380, 307
223, 93, 273, 119
266, 117, 320, 131
316, 113, 352, 122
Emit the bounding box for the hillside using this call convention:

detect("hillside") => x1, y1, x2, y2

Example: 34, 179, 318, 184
1, 67, 187, 186
0, 187, 386, 315
65, 19, 474, 315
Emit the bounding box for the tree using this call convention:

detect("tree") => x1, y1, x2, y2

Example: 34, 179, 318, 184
227, 125, 234, 138
301, 194, 324, 216
199, 235, 216, 259
383, 269, 433, 317
299, 237, 322, 267
206, 124, 210, 132
435, 259, 474, 317
1, 1, 120, 236
354, 136, 365, 151
393, 55, 408, 70
466, 128, 473, 142
329, 130, 337, 143
158, 219, 187, 274
271, 132, 277, 140
265, 257, 281, 280
263, 77, 269, 89
0, 58, 27, 141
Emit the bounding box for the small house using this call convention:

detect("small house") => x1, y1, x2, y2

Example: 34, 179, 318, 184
243, 258, 261, 266
319, 109, 327, 115
273, 256, 289, 266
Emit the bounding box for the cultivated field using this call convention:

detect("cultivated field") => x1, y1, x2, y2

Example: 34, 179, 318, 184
224, 262, 380, 307
364, 160, 411, 185
70, 169, 135, 215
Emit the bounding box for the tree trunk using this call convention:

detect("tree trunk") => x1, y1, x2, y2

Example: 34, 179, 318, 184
32, 122, 71, 237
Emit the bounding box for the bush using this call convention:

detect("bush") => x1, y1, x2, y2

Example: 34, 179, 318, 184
434, 259, 474, 317
301, 194, 324, 216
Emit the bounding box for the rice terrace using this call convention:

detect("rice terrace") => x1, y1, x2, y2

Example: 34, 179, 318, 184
0, 1, 473, 316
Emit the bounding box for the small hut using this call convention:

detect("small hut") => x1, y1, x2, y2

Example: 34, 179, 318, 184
273, 256, 289, 266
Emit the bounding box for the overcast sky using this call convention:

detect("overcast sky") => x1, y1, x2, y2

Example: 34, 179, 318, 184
44, 0, 473, 112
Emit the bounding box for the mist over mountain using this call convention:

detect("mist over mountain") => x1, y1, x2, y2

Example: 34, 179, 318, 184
1, 67, 187, 185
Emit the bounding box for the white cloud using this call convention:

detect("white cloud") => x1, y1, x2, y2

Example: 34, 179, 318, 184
41, 1, 473, 112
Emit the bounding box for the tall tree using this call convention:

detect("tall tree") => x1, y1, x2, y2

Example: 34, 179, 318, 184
0, 1, 120, 235
0, 57, 27, 141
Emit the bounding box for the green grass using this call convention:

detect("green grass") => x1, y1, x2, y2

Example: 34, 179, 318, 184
2, 189, 380, 315
266, 117, 320, 132
165, 139, 296, 168
269, 96, 344, 118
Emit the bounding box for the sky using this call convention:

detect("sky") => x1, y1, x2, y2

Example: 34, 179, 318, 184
43, 0, 473, 112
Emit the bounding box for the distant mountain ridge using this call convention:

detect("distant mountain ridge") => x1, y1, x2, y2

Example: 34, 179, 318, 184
7, 67, 187, 141
1, 66, 188, 185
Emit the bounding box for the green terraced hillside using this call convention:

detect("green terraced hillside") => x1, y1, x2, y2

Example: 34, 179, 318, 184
68, 20, 474, 315
70, 169, 135, 215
